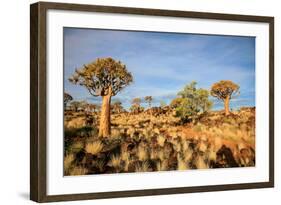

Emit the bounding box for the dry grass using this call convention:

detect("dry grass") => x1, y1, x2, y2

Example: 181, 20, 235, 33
137, 146, 149, 161
95, 159, 106, 172
156, 160, 168, 171
135, 161, 150, 172
64, 154, 74, 172
157, 149, 165, 161
71, 141, 84, 150
183, 148, 193, 162
120, 150, 130, 171
109, 155, 122, 168
69, 166, 88, 176
177, 154, 189, 170
85, 141, 103, 155
195, 156, 209, 169
157, 135, 166, 147
64, 108, 255, 175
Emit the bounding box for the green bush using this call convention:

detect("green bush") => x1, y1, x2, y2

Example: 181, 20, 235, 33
173, 81, 213, 123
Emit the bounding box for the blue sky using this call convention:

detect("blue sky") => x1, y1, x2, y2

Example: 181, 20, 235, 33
64, 27, 255, 110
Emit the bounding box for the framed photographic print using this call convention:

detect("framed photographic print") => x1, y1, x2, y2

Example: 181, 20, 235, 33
30, 1, 274, 202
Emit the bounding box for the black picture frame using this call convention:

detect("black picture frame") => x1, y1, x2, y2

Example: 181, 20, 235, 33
30, 1, 274, 202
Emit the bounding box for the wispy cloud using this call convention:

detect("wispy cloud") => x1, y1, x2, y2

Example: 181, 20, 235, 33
64, 28, 255, 110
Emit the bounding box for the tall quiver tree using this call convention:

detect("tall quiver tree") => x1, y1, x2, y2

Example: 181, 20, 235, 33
210, 80, 239, 116
69, 58, 133, 137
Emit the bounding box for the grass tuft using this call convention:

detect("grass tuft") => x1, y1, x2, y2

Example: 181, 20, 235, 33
85, 141, 103, 155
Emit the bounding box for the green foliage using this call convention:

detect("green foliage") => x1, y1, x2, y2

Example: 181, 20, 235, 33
174, 98, 198, 123
174, 81, 213, 122
170, 97, 183, 109
159, 100, 167, 108
196, 89, 213, 112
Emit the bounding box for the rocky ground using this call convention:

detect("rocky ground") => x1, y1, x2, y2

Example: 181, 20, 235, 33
64, 107, 255, 175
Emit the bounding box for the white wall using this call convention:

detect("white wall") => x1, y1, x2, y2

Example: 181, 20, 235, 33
0, 0, 279, 204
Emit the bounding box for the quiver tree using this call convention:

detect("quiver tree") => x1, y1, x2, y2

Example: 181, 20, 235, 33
130, 97, 141, 114
145, 96, 153, 115
112, 101, 124, 114
132, 97, 141, 106
84, 102, 95, 115
69, 101, 81, 112
210, 80, 239, 115
69, 57, 133, 137
79, 101, 88, 112
144, 96, 152, 108
64, 92, 73, 108
88, 104, 99, 114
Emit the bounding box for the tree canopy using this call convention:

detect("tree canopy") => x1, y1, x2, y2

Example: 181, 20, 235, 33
130, 97, 143, 113
170, 97, 185, 109
211, 80, 239, 115
178, 81, 213, 113
69, 57, 133, 97
210, 80, 239, 100
173, 81, 213, 122
69, 101, 86, 112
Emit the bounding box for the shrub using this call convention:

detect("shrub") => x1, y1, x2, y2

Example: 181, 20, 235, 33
177, 155, 189, 170
109, 155, 122, 169
70, 141, 84, 152
195, 156, 209, 169
121, 152, 130, 171
157, 135, 166, 147
137, 146, 149, 161
157, 149, 165, 161
95, 159, 106, 172
65, 126, 98, 138
156, 160, 168, 171
135, 161, 150, 172
85, 141, 103, 155
173, 81, 212, 123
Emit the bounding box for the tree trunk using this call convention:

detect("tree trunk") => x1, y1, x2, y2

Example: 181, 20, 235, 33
224, 95, 230, 116
99, 94, 111, 137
